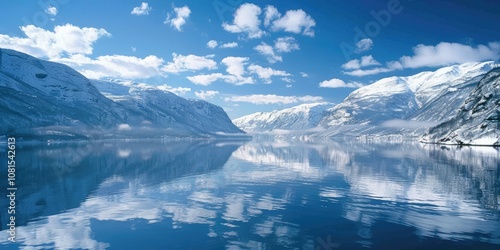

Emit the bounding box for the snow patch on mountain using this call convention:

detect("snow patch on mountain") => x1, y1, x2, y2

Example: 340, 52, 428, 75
422, 68, 500, 146
317, 61, 498, 137
233, 102, 333, 132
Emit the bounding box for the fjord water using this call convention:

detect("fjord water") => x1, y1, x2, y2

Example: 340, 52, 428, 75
1, 139, 499, 249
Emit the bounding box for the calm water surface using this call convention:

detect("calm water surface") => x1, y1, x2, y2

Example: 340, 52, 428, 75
0, 139, 499, 249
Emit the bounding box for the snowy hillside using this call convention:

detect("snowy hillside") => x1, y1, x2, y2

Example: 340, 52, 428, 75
422, 68, 500, 146
0, 48, 245, 139
0, 48, 123, 138
232, 61, 498, 139
232, 102, 333, 132
317, 61, 498, 137
92, 79, 245, 136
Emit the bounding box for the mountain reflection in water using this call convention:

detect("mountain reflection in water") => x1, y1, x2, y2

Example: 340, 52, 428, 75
0, 139, 498, 249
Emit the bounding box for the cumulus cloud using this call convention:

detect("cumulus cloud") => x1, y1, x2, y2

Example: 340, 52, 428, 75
281, 77, 294, 83
400, 42, 500, 68
157, 85, 191, 96
187, 57, 254, 85
254, 37, 300, 63
131, 2, 152, 15
165, 6, 191, 31
271, 9, 316, 37
53, 54, 165, 79
342, 55, 381, 70
220, 42, 238, 48
162, 53, 217, 73
319, 78, 363, 88
222, 3, 264, 39
187, 73, 226, 86
300, 72, 309, 78
343, 41, 500, 76
264, 5, 280, 26
221, 56, 249, 79
207, 40, 218, 49
274, 37, 299, 53
195, 90, 219, 100
223, 4, 316, 38
45, 6, 57, 16
248, 64, 290, 83
254, 42, 282, 63
225, 94, 323, 105
355, 38, 373, 53
0, 24, 110, 59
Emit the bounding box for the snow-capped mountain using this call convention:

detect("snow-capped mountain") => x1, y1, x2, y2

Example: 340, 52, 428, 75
92, 79, 245, 136
0, 48, 245, 139
317, 61, 498, 136
422, 68, 500, 145
0, 48, 123, 138
232, 61, 498, 139
232, 102, 333, 132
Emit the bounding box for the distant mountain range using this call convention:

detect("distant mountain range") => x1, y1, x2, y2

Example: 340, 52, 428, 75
0, 48, 245, 139
233, 102, 332, 132
2, 48, 498, 145
233, 61, 500, 145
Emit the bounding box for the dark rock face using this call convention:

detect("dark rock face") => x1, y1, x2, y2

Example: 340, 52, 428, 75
422, 68, 500, 146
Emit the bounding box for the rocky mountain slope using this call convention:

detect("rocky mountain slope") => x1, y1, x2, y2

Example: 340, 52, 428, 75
421, 68, 500, 145
233, 61, 498, 142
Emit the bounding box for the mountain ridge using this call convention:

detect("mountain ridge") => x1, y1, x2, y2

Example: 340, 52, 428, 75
0, 48, 245, 139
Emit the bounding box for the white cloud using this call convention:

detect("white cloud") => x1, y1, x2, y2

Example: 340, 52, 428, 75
342, 55, 381, 70
207, 40, 218, 49
131, 47, 137, 52
131, 2, 152, 16
187, 73, 226, 86
221, 56, 248, 79
286, 84, 292, 88
165, 6, 191, 31
319, 78, 363, 88
271, 9, 316, 37
225, 94, 323, 105
187, 57, 254, 86
264, 5, 280, 26
195, 90, 219, 100
118, 124, 132, 131
355, 38, 373, 53
274, 37, 299, 53
220, 42, 238, 48
281, 77, 294, 83
248, 64, 290, 83
162, 53, 217, 73
53, 54, 165, 79
400, 42, 500, 68
254, 42, 282, 63
300, 72, 309, 78
157, 85, 191, 96
0, 24, 110, 59
45, 6, 57, 16
222, 3, 264, 39
343, 61, 402, 77
343, 41, 500, 77
254, 37, 300, 63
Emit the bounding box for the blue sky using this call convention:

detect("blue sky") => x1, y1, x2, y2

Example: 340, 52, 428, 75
1, 0, 499, 118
